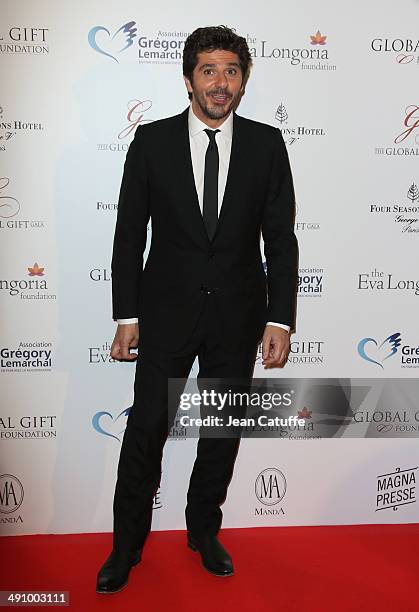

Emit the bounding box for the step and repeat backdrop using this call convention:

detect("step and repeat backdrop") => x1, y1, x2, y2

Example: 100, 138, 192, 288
1, 0, 419, 536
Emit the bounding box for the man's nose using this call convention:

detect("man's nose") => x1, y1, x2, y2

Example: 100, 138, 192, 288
214, 72, 228, 88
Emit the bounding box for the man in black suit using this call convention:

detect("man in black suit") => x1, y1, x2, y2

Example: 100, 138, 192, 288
97, 25, 298, 593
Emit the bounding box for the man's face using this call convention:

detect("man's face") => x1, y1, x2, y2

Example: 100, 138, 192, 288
184, 49, 244, 123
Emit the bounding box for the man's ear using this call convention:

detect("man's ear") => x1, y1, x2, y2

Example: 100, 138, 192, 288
183, 75, 193, 96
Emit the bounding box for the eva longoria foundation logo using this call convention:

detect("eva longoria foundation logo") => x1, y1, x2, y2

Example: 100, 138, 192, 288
245, 30, 336, 71
0, 264, 56, 300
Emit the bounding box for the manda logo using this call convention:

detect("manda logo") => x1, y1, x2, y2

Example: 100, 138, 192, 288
254, 468, 286, 516
0, 474, 24, 523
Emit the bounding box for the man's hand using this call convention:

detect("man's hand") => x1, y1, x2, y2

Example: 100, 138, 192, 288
111, 323, 139, 361
262, 325, 290, 368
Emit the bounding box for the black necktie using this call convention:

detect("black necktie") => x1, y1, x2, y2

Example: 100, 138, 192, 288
203, 128, 220, 241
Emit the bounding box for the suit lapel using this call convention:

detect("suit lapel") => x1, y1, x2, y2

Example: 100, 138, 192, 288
173, 108, 243, 246
175, 108, 211, 247
212, 111, 242, 242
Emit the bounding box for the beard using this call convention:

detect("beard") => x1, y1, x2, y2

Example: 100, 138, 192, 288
193, 87, 240, 120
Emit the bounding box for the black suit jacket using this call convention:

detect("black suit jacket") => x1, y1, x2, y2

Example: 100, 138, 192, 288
111, 107, 298, 352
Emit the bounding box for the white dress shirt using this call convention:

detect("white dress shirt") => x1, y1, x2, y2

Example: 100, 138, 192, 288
117, 105, 290, 333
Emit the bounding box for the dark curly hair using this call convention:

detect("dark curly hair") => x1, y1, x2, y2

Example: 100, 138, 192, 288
183, 26, 252, 97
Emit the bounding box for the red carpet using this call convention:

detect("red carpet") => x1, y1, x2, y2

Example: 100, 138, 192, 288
1, 525, 417, 611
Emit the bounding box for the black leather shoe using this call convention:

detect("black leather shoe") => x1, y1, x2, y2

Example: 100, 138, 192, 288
187, 533, 234, 576
96, 548, 142, 594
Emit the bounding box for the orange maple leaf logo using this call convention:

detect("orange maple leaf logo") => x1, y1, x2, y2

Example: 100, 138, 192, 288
28, 262, 45, 276
310, 30, 327, 45
297, 407, 312, 419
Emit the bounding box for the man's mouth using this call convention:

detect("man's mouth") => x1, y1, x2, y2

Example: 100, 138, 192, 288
208, 92, 231, 104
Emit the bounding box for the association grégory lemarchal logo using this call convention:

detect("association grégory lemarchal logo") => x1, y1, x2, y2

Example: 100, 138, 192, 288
358, 332, 419, 369
358, 333, 401, 369
87, 20, 189, 65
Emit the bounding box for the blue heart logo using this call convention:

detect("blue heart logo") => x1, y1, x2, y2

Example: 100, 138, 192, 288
92, 406, 131, 441
357, 332, 402, 369
88, 21, 137, 63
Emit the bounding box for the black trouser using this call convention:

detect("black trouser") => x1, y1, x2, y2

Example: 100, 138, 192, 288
112, 292, 258, 553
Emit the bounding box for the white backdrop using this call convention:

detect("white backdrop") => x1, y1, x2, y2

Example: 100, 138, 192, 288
1, 0, 419, 536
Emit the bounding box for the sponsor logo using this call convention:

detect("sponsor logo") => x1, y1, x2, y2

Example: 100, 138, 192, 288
88, 21, 189, 65
358, 333, 419, 369
358, 269, 419, 295
92, 407, 131, 442
254, 468, 286, 516
263, 262, 324, 297
298, 267, 323, 297
0, 106, 44, 151
88, 341, 116, 364
295, 222, 320, 231
0, 27, 49, 55
0, 416, 56, 439
0, 474, 24, 519
358, 332, 401, 368
369, 182, 419, 234
88, 21, 137, 63
275, 102, 326, 147
0, 264, 56, 300
376, 466, 417, 511
1, 341, 53, 372
0, 178, 45, 229
246, 30, 336, 71
375, 105, 419, 157
371, 38, 419, 66
97, 98, 154, 153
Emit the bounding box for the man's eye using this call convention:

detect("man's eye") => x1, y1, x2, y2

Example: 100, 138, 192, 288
203, 69, 214, 75
227, 69, 237, 75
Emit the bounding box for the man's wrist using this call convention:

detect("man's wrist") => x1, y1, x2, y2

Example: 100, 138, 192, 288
116, 318, 138, 325
266, 322, 290, 333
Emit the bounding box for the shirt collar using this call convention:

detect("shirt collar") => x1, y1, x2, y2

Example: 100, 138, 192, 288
188, 104, 233, 139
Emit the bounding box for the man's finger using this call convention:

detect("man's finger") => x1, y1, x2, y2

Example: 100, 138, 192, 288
120, 342, 136, 360
262, 334, 272, 360
110, 342, 121, 360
